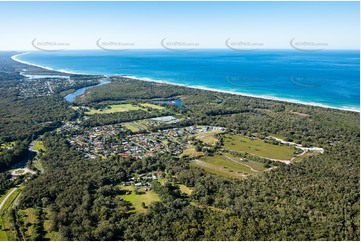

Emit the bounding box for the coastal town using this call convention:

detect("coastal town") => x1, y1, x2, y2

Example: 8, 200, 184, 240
9, 70, 100, 98
62, 122, 225, 160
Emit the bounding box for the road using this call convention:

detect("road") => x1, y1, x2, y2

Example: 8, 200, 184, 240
11, 167, 36, 177
47, 81, 54, 94
0, 188, 18, 212
29, 138, 44, 173
268, 136, 324, 153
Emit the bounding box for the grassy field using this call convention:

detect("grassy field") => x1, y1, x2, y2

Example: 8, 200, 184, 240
17, 208, 37, 240
16, 207, 62, 241
179, 185, 193, 196
120, 185, 160, 213
196, 132, 219, 145
223, 134, 295, 160
0, 141, 16, 149
85, 104, 146, 115
33, 140, 46, 152
140, 103, 165, 110
292, 151, 318, 162
180, 147, 203, 158
123, 120, 151, 132
192, 153, 268, 179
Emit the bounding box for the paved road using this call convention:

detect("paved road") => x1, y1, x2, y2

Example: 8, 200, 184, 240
29, 139, 44, 173
11, 167, 36, 177
0, 188, 18, 212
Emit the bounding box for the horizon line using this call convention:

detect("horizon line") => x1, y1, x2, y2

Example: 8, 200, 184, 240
3, 48, 360, 52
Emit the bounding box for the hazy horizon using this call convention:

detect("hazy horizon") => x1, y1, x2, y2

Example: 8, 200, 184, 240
0, 1, 359, 51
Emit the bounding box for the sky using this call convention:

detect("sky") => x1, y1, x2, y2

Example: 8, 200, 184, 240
0, 1, 359, 50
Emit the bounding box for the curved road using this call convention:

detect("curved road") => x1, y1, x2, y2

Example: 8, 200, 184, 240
0, 188, 18, 211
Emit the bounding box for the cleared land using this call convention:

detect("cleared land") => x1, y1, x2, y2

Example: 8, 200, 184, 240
140, 103, 165, 110
0, 141, 16, 149
17, 208, 37, 240
292, 151, 318, 162
33, 140, 46, 152
123, 120, 152, 132
16, 207, 62, 241
122, 116, 178, 132
179, 185, 193, 196
120, 185, 160, 213
223, 134, 296, 160
180, 147, 203, 158
85, 104, 146, 115
196, 132, 219, 145
195, 126, 225, 145
192, 153, 269, 179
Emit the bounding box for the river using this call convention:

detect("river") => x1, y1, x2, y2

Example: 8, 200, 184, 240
64, 79, 111, 103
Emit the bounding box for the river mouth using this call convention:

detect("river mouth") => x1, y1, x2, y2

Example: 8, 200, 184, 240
64, 79, 111, 103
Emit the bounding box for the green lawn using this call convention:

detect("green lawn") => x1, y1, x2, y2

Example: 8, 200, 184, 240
179, 185, 193, 196
85, 104, 146, 115
33, 140, 46, 152
140, 103, 165, 110
120, 185, 160, 213
192, 153, 268, 179
223, 134, 295, 160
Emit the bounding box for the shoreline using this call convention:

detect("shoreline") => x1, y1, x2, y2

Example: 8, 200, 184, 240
11, 53, 360, 113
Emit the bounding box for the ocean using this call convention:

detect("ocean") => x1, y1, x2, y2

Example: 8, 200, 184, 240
14, 49, 360, 111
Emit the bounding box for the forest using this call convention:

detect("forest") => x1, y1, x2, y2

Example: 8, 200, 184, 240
0, 52, 359, 240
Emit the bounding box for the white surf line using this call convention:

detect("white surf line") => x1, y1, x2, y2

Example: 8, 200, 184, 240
10, 53, 360, 113
123, 75, 360, 113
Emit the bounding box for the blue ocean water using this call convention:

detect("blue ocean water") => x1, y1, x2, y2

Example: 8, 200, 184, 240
15, 50, 360, 111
